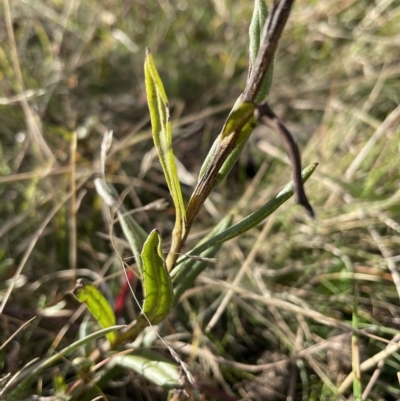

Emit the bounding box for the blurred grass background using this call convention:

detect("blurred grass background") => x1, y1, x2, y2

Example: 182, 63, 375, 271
1, 0, 400, 399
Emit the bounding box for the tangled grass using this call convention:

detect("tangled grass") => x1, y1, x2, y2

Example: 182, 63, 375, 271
1, 0, 400, 399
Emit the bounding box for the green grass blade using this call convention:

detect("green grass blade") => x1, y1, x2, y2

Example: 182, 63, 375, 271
94, 178, 147, 272
183, 163, 317, 262
3, 325, 123, 400
73, 279, 117, 344
109, 350, 180, 388
144, 49, 186, 250
141, 229, 174, 324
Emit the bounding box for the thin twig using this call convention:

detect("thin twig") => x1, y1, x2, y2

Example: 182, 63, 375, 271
256, 102, 314, 217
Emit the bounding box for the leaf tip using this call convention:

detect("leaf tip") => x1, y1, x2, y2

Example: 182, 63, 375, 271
149, 228, 160, 236
72, 278, 87, 294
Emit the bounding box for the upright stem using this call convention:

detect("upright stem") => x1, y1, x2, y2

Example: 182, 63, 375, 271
169, 0, 298, 270
243, 0, 296, 102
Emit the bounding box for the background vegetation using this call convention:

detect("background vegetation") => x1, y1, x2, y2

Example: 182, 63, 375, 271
1, 0, 400, 399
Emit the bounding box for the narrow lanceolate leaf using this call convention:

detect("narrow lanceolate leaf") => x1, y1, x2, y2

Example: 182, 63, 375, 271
171, 215, 233, 304
197, 0, 273, 195
141, 230, 174, 324
144, 49, 186, 270
110, 350, 180, 388
183, 163, 317, 262
248, 0, 273, 103
199, 0, 272, 189
73, 279, 117, 344
198, 0, 272, 191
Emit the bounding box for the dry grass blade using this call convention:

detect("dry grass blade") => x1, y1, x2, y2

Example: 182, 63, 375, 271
0, 174, 92, 314
3, 0, 55, 162
345, 104, 400, 180
338, 337, 400, 394
206, 218, 273, 332
202, 274, 354, 333
164, 331, 362, 374
362, 333, 400, 400
368, 225, 400, 300
0, 317, 36, 351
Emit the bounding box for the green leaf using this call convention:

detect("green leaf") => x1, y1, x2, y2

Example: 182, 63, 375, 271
94, 179, 147, 272
184, 103, 258, 262
171, 215, 233, 303
197, 0, 272, 191
118, 211, 147, 273
144, 49, 186, 248
200, 0, 272, 188
73, 279, 117, 344
249, 0, 268, 72
249, 0, 273, 102
198, 101, 257, 188
141, 229, 174, 324
214, 112, 257, 187
110, 350, 180, 388
182, 163, 317, 262
194, 1, 273, 192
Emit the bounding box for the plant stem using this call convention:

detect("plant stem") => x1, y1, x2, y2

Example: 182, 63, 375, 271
255, 102, 314, 217
242, 0, 296, 102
